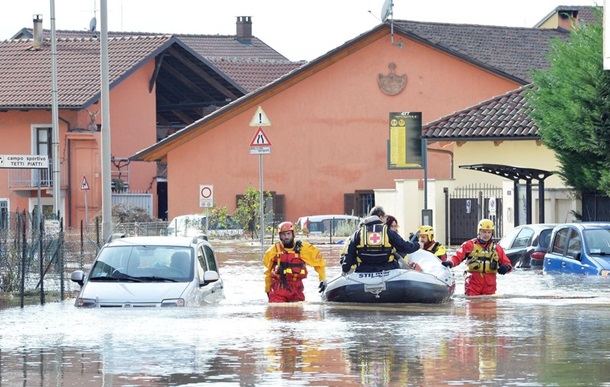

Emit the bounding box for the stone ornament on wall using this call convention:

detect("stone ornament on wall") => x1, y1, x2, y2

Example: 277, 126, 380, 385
378, 62, 407, 96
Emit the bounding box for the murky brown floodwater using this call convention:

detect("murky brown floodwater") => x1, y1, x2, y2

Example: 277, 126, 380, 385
3, 239, 610, 386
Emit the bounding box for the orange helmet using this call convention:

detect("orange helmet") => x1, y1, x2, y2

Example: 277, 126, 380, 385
478, 219, 494, 232
278, 221, 295, 236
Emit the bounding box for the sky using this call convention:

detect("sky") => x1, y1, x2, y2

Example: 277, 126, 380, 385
0, 0, 599, 62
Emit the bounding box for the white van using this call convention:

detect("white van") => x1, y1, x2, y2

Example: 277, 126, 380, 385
295, 214, 361, 235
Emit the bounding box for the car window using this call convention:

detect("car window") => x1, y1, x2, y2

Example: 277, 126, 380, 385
197, 246, 207, 279
539, 229, 553, 249
551, 228, 569, 255
204, 245, 218, 272
585, 229, 610, 255
498, 227, 520, 249
566, 230, 582, 259
513, 227, 534, 248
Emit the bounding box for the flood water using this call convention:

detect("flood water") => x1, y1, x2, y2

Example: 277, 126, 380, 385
2, 239, 610, 386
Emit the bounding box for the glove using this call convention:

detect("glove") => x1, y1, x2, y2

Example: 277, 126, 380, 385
442, 261, 453, 268
318, 280, 327, 293
498, 264, 511, 275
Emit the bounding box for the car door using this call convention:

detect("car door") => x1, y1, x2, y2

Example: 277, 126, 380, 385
501, 226, 534, 267
544, 226, 570, 273
197, 244, 224, 304
561, 227, 586, 274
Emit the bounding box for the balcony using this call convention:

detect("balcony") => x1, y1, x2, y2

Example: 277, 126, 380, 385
8, 160, 69, 190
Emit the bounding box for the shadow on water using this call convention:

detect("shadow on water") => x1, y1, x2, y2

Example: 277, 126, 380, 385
3, 239, 610, 385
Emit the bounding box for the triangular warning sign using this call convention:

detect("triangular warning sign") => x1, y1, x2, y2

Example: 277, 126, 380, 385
249, 106, 271, 127
81, 175, 90, 190
250, 127, 272, 146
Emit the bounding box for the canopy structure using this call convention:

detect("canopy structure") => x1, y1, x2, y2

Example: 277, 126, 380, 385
459, 164, 554, 225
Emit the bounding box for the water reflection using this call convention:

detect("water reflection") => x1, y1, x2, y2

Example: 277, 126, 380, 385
3, 240, 610, 385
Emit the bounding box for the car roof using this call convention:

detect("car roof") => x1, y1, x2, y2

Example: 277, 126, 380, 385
106, 235, 208, 247
558, 222, 610, 230
297, 214, 361, 222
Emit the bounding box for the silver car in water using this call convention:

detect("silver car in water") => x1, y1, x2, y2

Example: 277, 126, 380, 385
70, 234, 224, 307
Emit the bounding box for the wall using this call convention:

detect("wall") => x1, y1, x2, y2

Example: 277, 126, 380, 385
166, 30, 521, 222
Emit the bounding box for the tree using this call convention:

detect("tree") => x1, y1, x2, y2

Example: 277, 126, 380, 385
234, 185, 272, 238
527, 10, 610, 195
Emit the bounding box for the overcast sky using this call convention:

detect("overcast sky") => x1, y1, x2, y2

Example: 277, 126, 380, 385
0, 0, 598, 61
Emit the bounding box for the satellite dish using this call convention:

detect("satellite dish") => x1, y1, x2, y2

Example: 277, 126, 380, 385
380, 0, 393, 22
89, 16, 97, 32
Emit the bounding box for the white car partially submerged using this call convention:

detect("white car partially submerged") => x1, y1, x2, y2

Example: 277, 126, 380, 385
70, 234, 224, 307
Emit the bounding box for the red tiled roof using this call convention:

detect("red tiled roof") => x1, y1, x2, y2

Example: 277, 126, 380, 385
209, 58, 304, 92
0, 35, 174, 108
393, 20, 570, 83
423, 85, 536, 140
9, 29, 300, 93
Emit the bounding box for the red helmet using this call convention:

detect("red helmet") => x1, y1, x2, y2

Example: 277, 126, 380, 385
278, 221, 295, 236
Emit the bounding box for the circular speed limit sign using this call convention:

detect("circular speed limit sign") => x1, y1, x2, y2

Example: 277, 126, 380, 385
199, 184, 214, 208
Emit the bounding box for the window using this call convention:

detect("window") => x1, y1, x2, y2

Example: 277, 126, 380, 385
0, 200, 8, 230
34, 127, 53, 186
204, 245, 218, 272
566, 230, 582, 259
513, 227, 534, 248
551, 228, 569, 255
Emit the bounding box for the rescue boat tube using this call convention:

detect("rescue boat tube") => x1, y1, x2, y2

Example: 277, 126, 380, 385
322, 250, 455, 304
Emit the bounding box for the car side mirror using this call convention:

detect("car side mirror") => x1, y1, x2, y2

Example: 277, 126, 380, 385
574, 252, 582, 261
70, 270, 85, 286
200, 270, 219, 286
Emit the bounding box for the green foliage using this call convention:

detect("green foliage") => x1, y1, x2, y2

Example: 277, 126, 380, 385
234, 186, 272, 238
527, 10, 610, 195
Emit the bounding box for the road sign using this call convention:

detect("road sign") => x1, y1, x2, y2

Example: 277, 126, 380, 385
0, 154, 48, 169
199, 184, 214, 208
250, 146, 271, 155
81, 175, 90, 190
249, 106, 271, 127
250, 127, 272, 146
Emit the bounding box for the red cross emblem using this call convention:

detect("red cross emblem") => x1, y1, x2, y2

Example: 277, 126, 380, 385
368, 232, 382, 245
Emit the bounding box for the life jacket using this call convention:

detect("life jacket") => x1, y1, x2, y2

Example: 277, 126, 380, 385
355, 223, 396, 264
273, 241, 307, 287
466, 241, 499, 273
425, 241, 442, 255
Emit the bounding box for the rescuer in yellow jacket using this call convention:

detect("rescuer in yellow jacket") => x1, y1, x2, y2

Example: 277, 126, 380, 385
263, 221, 327, 302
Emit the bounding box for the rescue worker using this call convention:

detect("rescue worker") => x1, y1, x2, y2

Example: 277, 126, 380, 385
263, 221, 327, 303
341, 206, 422, 274
442, 219, 512, 296
418, 225, 447, 261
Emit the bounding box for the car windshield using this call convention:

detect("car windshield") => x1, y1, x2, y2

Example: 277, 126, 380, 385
584, 229, 610, 256
89, 245, 193, 282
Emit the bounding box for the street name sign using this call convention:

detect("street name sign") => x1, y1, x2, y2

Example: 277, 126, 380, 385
0, 154, 49, 169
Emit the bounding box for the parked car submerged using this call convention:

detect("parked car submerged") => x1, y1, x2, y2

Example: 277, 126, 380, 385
295, 214, 362, 235
543, 222, 610, 276
498, 223, 557, 268
70, 234, 224, 307
166, 214, 243, 238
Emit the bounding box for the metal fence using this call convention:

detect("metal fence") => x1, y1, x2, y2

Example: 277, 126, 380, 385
0, 210, 168, 307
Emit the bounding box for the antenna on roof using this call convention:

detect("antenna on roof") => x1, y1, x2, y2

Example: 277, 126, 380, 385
380, 0, 393, 22
380, 0, 402, 48
89, 0, 97, 32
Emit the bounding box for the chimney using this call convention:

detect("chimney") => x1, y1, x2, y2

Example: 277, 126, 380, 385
32, 14, 43, 49
236, 16, 252, 43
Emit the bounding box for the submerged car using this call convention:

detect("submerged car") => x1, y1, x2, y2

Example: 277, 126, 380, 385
543, 222, 610, 276
295, 214, 361, 235
498, 223, 557, 268
166, 214, 243, 238
70, 235, 224, 307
